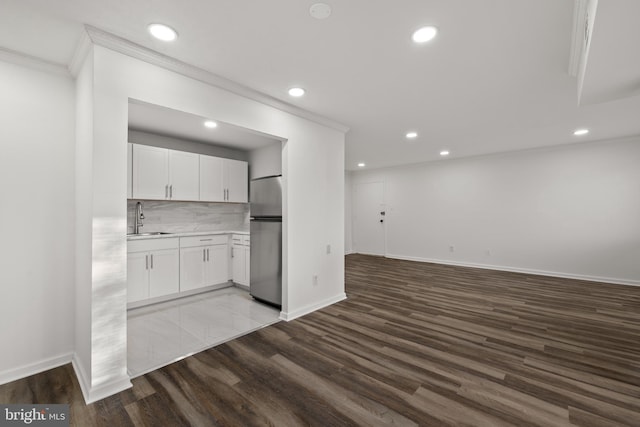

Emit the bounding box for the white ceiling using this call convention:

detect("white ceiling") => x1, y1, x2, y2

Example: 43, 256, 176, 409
128, 100, 282, 151
3, 0, 640, 170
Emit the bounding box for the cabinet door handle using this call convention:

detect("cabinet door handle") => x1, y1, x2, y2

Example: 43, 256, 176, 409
150, 254, 154, 269
207, 248, 210, 261
165, 184, 168, 199
145, 255, 149, 270
231, 247, 234, 258
170, 185, 173, 199
203, 249, 206, 262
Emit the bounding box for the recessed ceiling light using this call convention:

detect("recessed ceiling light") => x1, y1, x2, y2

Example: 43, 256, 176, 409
573, 128, 589, 136
288, 87, 305, 97
310, 3, 332, 20
357, 163, 366, 167
440, 150, 450, 156
412, 26, 438, 43
406, 132, 418, 139
148, 23, 178, 42
204, 120, 217, 129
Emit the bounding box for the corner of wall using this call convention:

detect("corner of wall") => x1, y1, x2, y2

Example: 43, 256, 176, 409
72, 353, 132, 405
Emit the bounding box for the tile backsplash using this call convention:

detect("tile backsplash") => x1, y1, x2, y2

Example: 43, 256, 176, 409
127, 200, 249, 234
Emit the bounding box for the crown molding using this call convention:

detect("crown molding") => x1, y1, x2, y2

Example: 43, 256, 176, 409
83, 25, 350, 133
568, 0, 588, 77
0, 46, 69, 77
68, 30, 93, 77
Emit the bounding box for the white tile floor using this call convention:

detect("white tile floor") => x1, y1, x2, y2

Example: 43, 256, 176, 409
127, 286, 281, 377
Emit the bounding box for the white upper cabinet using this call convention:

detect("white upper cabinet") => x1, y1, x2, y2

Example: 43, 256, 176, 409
200, 155, 248, 203
133, 144, 169, 200
199, 155, 224, 202
168, 150, 199, 201
224, 159, 248, 203
132, 144, 199, 201
132, 143, 246, 203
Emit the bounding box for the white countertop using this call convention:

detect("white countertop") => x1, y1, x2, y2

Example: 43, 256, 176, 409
127, 230, 249, 241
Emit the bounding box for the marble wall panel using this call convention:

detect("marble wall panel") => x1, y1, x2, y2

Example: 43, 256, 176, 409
127, 200, 249, 233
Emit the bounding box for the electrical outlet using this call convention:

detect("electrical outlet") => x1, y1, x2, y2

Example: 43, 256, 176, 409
326, 244, 331, 254
449, 245, 455, 252
313, 275, 318, 286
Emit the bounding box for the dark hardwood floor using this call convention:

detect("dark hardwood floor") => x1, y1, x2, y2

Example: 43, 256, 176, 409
2, 254, 640, 426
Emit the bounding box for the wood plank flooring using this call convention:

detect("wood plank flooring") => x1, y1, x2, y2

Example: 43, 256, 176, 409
2, 254, 640, 426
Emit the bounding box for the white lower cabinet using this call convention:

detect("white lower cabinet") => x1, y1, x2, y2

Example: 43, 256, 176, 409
180, 246, 209, 292
127, 233, 249, 307
179, 235, 229, 292
231, 234, 250, 286
127, 238, 179, 304
149, 250, 181, 298
127, 252, 150, 302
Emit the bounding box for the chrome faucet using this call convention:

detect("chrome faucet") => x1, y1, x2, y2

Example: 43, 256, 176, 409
134, 201, 145, 234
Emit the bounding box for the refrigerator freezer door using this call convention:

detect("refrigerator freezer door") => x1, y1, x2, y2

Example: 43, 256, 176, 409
250, 176, 282, 217
250, 219, 282, 307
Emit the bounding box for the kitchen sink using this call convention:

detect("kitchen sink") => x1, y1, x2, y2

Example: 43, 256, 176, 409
127, 232, 173, 236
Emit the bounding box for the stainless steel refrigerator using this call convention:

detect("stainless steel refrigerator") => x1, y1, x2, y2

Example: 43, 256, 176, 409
250, 175, 282, 308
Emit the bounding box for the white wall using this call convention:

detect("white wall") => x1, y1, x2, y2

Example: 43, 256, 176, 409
249, 142, 282, 179
344, 171, 353, 254
351, 138, 640, 285
0, 60, 76, 383
73, 44, 345, 400
128, 129, 248, 161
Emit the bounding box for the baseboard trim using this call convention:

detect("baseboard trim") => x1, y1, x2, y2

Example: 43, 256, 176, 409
280, 292, 347, 322
72, 354, 132, 404
385, 253, 640, 287
127, 282, 233, 309
0, 352, 73, 386
345, 250, 354, 255
233, 282, 250, 292
354, 251, 384, 257
71, 354, 91, 404
85, 376, 132, 404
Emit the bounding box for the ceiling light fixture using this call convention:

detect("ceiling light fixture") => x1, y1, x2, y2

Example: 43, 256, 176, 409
440, 150, 450, 156
412, 26, 438, 43
148, 23, 178, 42
204, 120, 217, 129
573, 128, 589, 136
406, 131, 418, 139
309, 3, 332, 20
357, 163, 366, 167
288, 87, 305, 97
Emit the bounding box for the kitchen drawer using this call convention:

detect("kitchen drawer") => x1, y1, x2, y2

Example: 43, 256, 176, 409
232, 234, 249, 246
180, 234, 228, 248
128, 237, 179, 253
